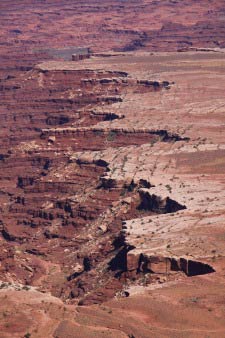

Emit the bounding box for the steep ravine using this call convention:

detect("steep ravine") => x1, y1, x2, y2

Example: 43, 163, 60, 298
0, 63, 197, 305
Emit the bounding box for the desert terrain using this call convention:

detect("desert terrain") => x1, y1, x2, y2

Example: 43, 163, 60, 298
1, 1, 225, 337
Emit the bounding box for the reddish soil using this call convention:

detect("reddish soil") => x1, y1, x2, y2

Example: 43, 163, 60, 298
1, 1, 225, 337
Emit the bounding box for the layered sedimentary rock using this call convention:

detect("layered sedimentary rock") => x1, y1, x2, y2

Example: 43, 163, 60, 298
1, 1, 225, 337
0, 56, 191, 305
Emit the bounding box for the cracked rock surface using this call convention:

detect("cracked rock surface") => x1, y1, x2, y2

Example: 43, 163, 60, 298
1, 1, 225, 337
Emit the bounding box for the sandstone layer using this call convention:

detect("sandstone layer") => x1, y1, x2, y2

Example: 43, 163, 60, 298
1, 1, 225, 337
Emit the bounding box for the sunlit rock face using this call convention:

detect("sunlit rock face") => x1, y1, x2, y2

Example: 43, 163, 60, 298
1, 1, 225, 337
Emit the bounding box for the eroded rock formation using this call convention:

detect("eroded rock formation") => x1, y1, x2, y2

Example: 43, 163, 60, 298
1, 2, 225, 336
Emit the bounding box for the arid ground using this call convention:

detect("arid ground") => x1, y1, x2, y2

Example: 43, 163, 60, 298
1, 1, 225, 337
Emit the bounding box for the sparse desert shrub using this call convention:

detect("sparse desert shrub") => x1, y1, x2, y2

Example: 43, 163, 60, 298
165, 184, 172, 193
24, 333, 31, 338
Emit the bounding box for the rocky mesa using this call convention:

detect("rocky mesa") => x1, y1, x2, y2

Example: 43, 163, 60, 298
1, 1, 225, 337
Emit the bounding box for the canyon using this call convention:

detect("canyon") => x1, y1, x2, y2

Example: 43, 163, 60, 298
1, 1, 225, 337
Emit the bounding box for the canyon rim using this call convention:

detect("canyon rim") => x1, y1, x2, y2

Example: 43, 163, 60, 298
1, 1, 225, 337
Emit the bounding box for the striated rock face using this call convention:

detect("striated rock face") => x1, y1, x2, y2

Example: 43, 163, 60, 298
0, 46, 223, 307
0, 48, 223, 306
137, 190, 186, 214
1, 1, 225, 336
126, 253, 215, 277
0, 51, 192, 305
